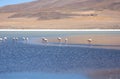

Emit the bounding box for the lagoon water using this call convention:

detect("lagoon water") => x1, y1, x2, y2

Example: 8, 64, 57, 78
0, 72, 88, 79
0, 31, 120, 79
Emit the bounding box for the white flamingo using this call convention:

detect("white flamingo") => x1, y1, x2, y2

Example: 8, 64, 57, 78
65, 38, 68, 44
42, 37, 48, 43
87, 38, 92, 45
22, 37, 26, 40
22, 37, 29, 41
13, 37, 18, 41
26, 37, 29, 41
15, 37, 18, 41
3, 37, 7, 41
57, 37, 62, 43
0, 37, 3, 41
22, 37, 29, 43
12, 37, 16, 40
42, 37, 45, 43
44, 38, 48, 43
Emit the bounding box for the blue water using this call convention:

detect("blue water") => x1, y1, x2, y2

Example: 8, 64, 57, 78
0, 72, 88, 79
0, 40, 120, 79
0, 31, 120, 38
0, 31, 120, 79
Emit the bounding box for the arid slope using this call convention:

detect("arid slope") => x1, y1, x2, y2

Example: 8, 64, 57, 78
0, 0, 120, 29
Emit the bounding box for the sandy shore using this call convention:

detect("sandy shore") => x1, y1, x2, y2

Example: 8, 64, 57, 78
86, 69, 120, 79
36, 34, 120, 49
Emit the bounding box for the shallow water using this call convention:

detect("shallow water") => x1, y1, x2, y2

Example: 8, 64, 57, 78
0, 72, 88, 79
25, 37, 120, 50
0, 40, 120, 79
0, 31, 120, 79
0, 31, 120, 38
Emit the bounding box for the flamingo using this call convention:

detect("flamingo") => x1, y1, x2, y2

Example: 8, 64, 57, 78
3, 37, 7, 41
87, 39, 92, 45
12, 37, 16, 40
44, 38, 48, 43
42, 37, 46, 43
42, 37, 48, 43
22, 37, 26, 40
15, 37, 18, 41
65, 38, 68, 44
22, 37, 29, 41
13, 37, 18, 41
0, 38, 3, 41
22, 37, 29, 43
26, 37, 29, 41
57, 37, 62, 43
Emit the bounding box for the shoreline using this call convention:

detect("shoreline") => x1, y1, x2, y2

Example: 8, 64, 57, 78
85, 68, 120, 79
34, 34, 120, 50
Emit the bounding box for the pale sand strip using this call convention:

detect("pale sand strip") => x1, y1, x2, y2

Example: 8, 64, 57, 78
37, 34, 120, 45
86, 69, 120, 79
36, 34, 120, 49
